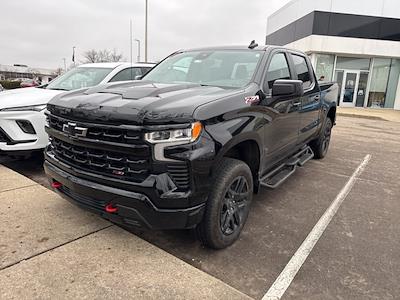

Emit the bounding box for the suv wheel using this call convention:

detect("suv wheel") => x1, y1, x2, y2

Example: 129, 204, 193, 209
310, 117, 333, 159
197, 158, 253, 249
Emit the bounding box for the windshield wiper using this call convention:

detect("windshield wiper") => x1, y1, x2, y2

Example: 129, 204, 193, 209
47, 87, 69, 91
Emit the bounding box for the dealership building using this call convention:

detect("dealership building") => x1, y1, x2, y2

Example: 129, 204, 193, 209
266, 0, 400, 110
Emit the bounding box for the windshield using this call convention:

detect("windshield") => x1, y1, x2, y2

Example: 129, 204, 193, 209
46, 67, 113, 91
143, 50, 263, 88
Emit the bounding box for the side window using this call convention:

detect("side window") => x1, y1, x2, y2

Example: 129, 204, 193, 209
265, 53, 291, 92
290, 54, 312, 89
141, 67, 152, 76
109, 68, 142, 82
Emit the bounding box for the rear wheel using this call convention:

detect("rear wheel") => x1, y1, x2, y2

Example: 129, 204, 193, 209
196, 158, 253, 249
310, 118, 333, 159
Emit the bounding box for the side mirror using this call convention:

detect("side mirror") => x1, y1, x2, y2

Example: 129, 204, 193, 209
134, 75, 143, 80
272, 80, 303, 98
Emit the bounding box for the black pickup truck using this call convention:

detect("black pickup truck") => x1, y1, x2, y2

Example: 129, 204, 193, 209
44, 43, 338, 249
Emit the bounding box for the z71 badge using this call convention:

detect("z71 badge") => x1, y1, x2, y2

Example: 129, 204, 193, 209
244, 95, 260, 104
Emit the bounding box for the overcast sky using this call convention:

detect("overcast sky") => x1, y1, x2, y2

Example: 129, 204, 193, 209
0, 0, 290, 69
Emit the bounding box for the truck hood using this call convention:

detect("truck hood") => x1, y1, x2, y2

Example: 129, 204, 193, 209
48, 81, 244, 125
0, 87, 64, 110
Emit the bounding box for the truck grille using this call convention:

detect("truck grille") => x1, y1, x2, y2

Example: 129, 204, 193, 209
47, 114, 191, 190
48, 114, 142, 145
50, 137, 150, 182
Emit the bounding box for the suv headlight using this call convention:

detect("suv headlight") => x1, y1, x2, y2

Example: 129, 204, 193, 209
144, 122, 203, 144
0, 104, 47, 112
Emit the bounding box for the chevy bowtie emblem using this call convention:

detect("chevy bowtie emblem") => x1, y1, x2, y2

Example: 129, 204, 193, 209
62, 122, 88, 137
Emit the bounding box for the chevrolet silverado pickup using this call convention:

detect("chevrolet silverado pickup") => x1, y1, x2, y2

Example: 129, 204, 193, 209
44, 43, 338, 249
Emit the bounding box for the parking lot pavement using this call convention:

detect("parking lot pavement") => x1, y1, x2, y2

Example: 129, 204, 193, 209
1, 115, 399, 299
0, 168, 250, 299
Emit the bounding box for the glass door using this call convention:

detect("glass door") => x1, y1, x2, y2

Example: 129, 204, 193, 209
355, 72, 369, 107
340, 71, 359, 107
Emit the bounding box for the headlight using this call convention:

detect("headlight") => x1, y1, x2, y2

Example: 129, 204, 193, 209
0, 104, 47, 112
144, 122, 203, 144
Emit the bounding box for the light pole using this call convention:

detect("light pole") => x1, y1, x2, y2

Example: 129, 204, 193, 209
134, 39, 141, 62
72, 46, 76, 67
63, 58, 66, 72
130, 19, 133, 65
145, 0, 148, 62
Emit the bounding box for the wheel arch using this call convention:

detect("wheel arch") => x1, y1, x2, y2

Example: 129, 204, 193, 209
213, 135, 262, 192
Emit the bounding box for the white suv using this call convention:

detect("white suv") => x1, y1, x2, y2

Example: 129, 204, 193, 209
0, 62, 154, 154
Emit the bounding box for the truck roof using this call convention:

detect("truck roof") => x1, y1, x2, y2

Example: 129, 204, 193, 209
178, 45, 271, 52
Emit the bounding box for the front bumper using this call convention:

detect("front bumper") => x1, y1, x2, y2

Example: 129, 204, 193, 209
44, 160, 206, 230
0, 110, 48, 152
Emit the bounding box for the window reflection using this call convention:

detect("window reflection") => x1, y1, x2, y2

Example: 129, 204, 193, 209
315, 54, 334, 82
368, 58, 391, 108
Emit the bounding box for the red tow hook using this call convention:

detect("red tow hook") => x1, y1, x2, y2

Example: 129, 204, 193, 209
51, 181, 62, 189
105, 204, 118, 213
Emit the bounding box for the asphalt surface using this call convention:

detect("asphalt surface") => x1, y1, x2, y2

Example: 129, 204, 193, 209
1, 115, 399, 299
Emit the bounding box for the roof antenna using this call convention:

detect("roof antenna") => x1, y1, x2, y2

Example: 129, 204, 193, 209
248, 40, 258, 49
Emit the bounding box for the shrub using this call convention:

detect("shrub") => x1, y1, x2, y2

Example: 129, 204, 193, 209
0, 80, 21, 90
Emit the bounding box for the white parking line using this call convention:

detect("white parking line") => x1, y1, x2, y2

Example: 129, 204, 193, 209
262, 154, 371, 300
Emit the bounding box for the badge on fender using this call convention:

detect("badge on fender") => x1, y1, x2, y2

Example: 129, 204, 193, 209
244, 95, 260, 104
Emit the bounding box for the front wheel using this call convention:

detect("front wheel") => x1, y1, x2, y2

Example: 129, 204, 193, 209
310, 118, 333, 159
196, 158, 253, 249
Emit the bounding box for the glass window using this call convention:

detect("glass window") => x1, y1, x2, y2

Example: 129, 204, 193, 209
291, 54, 312, 88
368, 58, 391, 108
46, 67, 113, 91
265, 53, 291, 91
143, 50, 263, 88
336, 57, 370, 70
385, 59, 400, 109
315, 54, 334, 82
141, 67, 152, 76
110, 67, 142, 82
334, 70, 344, 104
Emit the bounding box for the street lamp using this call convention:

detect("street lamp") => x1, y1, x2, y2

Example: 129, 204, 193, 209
145, 0, 148, 62
134, 39, 141, 62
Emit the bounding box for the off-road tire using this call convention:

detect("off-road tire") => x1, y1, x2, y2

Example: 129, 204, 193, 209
310, 117, 333, 159
196, 158, 253, 249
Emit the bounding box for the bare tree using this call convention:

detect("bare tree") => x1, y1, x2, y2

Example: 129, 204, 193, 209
82, 49, 124, 63
83, 49, 98, 63
110, 49, 124, 62
54, 68, 64, 76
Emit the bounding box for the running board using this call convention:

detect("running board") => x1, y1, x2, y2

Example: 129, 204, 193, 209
259, 146, 314, 189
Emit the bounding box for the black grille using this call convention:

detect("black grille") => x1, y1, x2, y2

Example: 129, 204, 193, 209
60, 185, 106, 211
0, 128, 11, 143
48, 115, 142, 145
50, 137, 150, 182
168, 164, 190, 189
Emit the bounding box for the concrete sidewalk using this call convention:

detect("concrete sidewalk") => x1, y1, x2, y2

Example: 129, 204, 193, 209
0, 165, 251, 300
337, 107, 400, 122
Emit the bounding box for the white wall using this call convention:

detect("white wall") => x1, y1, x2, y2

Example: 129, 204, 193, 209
285, 35, 400, 59
267, 0, 400, 35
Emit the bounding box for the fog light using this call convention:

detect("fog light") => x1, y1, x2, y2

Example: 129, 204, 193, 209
16, 120, 36, 134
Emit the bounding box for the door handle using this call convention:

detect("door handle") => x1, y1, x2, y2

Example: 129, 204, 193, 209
292, 101, 301, 107
313, 95, 320, 102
